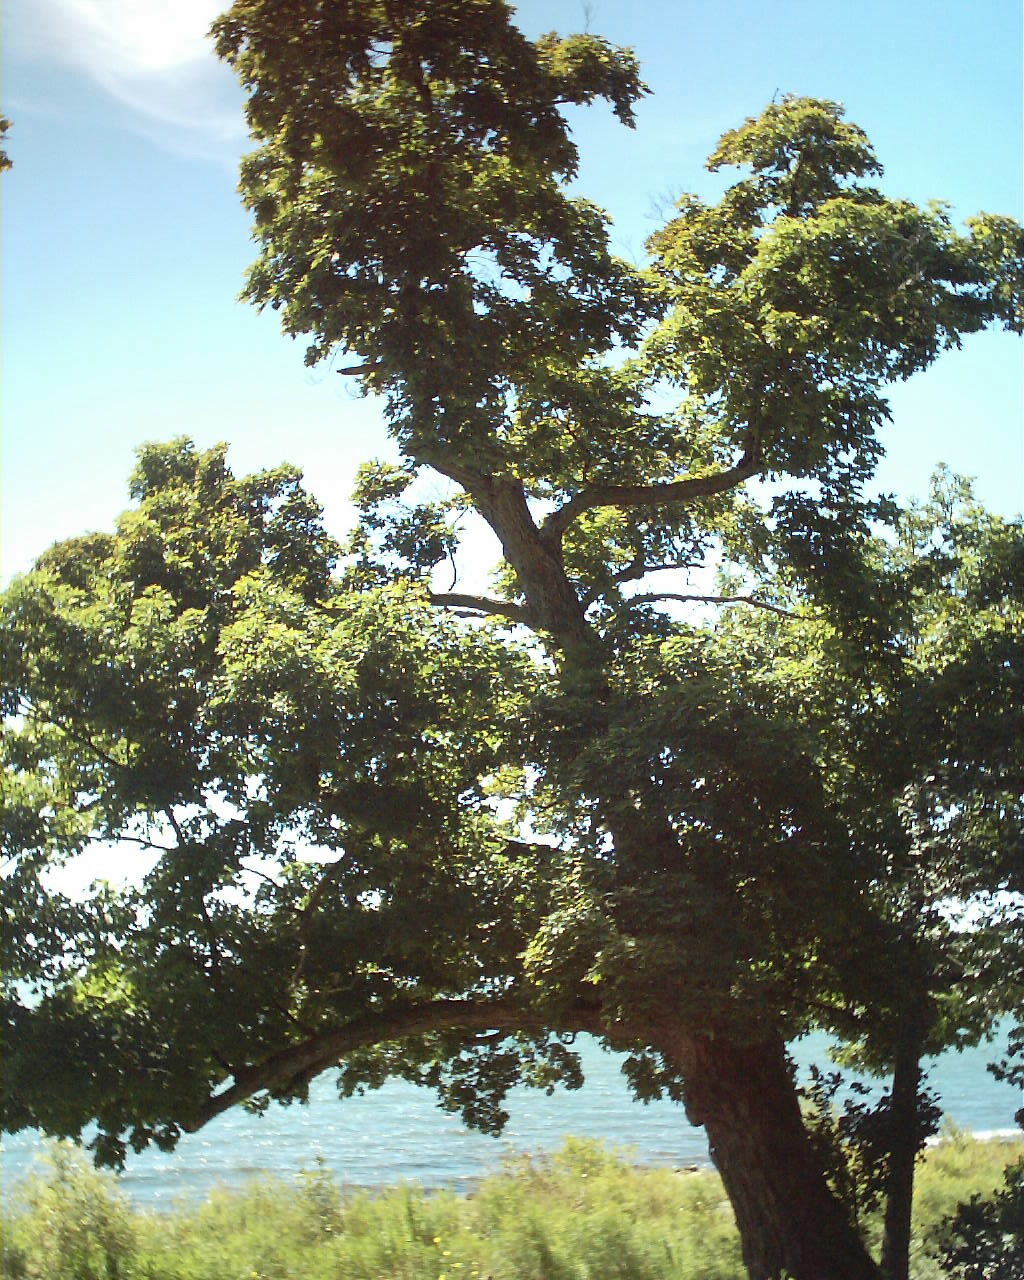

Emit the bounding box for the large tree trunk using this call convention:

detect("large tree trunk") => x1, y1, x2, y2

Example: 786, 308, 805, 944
665, 1028, 882, 1280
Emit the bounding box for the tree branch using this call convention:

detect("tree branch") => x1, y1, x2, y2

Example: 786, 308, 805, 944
621, 592, 801, 619
185, 997, 604, 1131
409, 461, 591, 642
581, 558, 704, 610
540, 452, 760, 546
165, 808, 186, 847
427, 591, 529, 623
609, 550, 647, 588
239, 859, 293, 899
48, 715, 131, 775
607, 557, 704, 592
87, 832, 173, 854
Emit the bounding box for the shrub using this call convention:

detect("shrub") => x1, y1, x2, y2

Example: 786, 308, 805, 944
1, 1144, 139, 1280
932, 1156, 1024, 1279
3, 1132, 1022, 1280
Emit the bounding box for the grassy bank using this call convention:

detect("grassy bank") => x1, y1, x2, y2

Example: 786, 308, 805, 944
2, 1132, 1021, 1279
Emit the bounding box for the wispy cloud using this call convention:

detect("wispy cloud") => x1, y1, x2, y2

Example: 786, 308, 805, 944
8, 0, 246, 155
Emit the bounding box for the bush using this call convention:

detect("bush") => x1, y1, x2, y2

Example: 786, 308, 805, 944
1, 1143, 139, 1280
3, 1132, 1022, 1280
933, 1156, 1024, 1279
1, 1140, 743, 1280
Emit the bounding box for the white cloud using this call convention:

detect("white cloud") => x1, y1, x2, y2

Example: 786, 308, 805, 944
8, 0, 246, 150
47, 0, 224, 74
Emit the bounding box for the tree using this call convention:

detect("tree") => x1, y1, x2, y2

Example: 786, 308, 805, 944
5, 468, 1021, 1280
843, 477, 1024, 1280
704, 470, 1024, 1277
3, 3, 1022, 1276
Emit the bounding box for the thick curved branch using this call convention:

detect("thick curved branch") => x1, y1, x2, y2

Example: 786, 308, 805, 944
427, 591, 529, 623
540, 452, 759, 546
187, 998, 603, 1131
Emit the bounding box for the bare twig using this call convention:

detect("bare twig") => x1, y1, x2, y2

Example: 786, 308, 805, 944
621, 592, 800, 619
87, 832, 173, 854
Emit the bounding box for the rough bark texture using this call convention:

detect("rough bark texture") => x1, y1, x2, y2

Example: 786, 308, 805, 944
436, 466, 593, 644
666, 1029, 883, 1280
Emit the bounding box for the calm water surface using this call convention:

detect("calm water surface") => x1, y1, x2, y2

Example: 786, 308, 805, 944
2, 1029, 1020, 1207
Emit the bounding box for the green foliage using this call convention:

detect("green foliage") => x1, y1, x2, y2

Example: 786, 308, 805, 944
4, 443, 1020, 1234
1, 1145, 138, 1279
646, 96, 1023, 489
934, 1155, 1024, 1279
211, 0, 657, 466
2, 440, 556, 1165
5, 1, 1023, 1269
0, 1140, 743, 1280
908, 1128, 1024, 1279
705, 472, 1024, 1050
344, 458, 462, 585
800, 1067, 942, 1224
4, 1136, 1022, 1279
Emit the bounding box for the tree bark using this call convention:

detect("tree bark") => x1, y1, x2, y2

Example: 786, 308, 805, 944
429, 464, 593, 645
665, 1028, 882, 1280
880, 1034, 924, 1280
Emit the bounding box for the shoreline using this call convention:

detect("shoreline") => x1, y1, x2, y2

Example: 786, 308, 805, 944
4, 1123, 1021, 1211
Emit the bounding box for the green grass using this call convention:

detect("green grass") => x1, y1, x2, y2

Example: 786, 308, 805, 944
2, 1132, 1021, 1279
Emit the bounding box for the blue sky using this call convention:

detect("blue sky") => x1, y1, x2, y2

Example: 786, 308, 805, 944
2, 0, 1022, 580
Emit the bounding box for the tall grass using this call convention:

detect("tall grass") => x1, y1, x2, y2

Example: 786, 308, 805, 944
2, 1132, 1021, 1279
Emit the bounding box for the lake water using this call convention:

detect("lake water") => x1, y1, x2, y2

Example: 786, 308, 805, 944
2, 1029, 1020, 1208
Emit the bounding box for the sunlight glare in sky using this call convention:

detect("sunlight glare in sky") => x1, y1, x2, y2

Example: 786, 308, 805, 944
43, 0, 222, 74
12, 0, 239, 141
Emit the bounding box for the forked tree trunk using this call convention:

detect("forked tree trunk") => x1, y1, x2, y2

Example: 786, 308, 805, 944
665, 1028, 882, 1280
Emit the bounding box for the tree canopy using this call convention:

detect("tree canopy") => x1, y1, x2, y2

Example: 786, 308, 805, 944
3, 3, 1022, 1277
